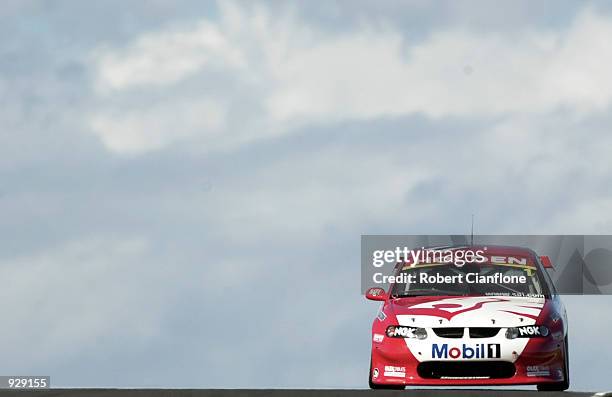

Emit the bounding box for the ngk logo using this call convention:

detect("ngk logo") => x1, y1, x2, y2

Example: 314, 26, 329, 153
518, 326, 540, 337
389, 326, 416, 338
432, 343, 501, 359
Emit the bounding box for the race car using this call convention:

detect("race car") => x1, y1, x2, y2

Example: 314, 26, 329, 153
365, 245, 569, 391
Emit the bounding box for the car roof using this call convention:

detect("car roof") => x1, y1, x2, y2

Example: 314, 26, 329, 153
398, 244, 539, 268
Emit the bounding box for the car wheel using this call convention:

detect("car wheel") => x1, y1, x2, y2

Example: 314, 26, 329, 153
537, 336, 570, 391
369, 360, 405, 390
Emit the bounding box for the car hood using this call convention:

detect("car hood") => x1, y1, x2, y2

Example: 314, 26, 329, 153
390, 295, 546, 328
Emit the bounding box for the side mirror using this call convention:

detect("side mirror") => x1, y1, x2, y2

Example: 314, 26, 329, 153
540, 256, 554, 269
365, 287, 387, 301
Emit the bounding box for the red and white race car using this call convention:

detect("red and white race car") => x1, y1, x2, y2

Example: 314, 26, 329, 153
366, 245, 569, 391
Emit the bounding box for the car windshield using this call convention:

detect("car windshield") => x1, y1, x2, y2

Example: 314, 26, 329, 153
390, 262, 548, 298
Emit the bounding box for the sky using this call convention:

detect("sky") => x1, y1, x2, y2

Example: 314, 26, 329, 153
1, 0, 612, 391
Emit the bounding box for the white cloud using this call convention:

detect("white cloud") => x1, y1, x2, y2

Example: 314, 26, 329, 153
89, 97, 227, 154
91, 20, 246, 92
88, 3, 612, 155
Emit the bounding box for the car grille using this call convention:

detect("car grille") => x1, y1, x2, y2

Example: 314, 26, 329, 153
432, 327, 500, 338
469, 327, 500, 338
432, 328, 464, 338
417, 361, 516, 379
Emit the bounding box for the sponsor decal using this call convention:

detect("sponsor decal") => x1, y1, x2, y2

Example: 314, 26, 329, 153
490, 256, 528, 266
517, 325, 548, 337
526, 365, 551, 377
383, 365, 406, 378
386, 326, 427, 339
508, 325, 549, 339
432, 343, 501, 359
369, 288, 384, 296
387, 326, 417, 338
372, 368, 379, 379
377, 310, 387, 321
373, 333, 384, 343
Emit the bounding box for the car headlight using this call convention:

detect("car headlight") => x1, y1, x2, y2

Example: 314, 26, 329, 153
505, 325, 549, 339
505, 327, 519, 339
386, 325, 428, 339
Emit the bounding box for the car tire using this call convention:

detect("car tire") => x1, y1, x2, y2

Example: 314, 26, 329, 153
369, 360, 405, 390
537, 336, 570, 391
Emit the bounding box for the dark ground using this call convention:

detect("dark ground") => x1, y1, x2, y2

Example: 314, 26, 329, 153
0, 390, 598, 397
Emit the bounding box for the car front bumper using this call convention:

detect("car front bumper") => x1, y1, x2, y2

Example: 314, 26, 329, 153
370, 335, 567, 386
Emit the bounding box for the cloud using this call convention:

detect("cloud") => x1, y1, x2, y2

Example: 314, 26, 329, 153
87, 3, 612, 155
198, 143, 433, 242
91, 20, 246, 92
0, 237, 170, 369
5, 0, 612, 390
89, 97, 227, 153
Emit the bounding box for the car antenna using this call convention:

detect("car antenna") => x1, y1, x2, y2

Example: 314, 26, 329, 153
470, 214, 474, 246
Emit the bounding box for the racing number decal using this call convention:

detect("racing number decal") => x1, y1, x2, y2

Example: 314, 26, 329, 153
487, 344, 500, 359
